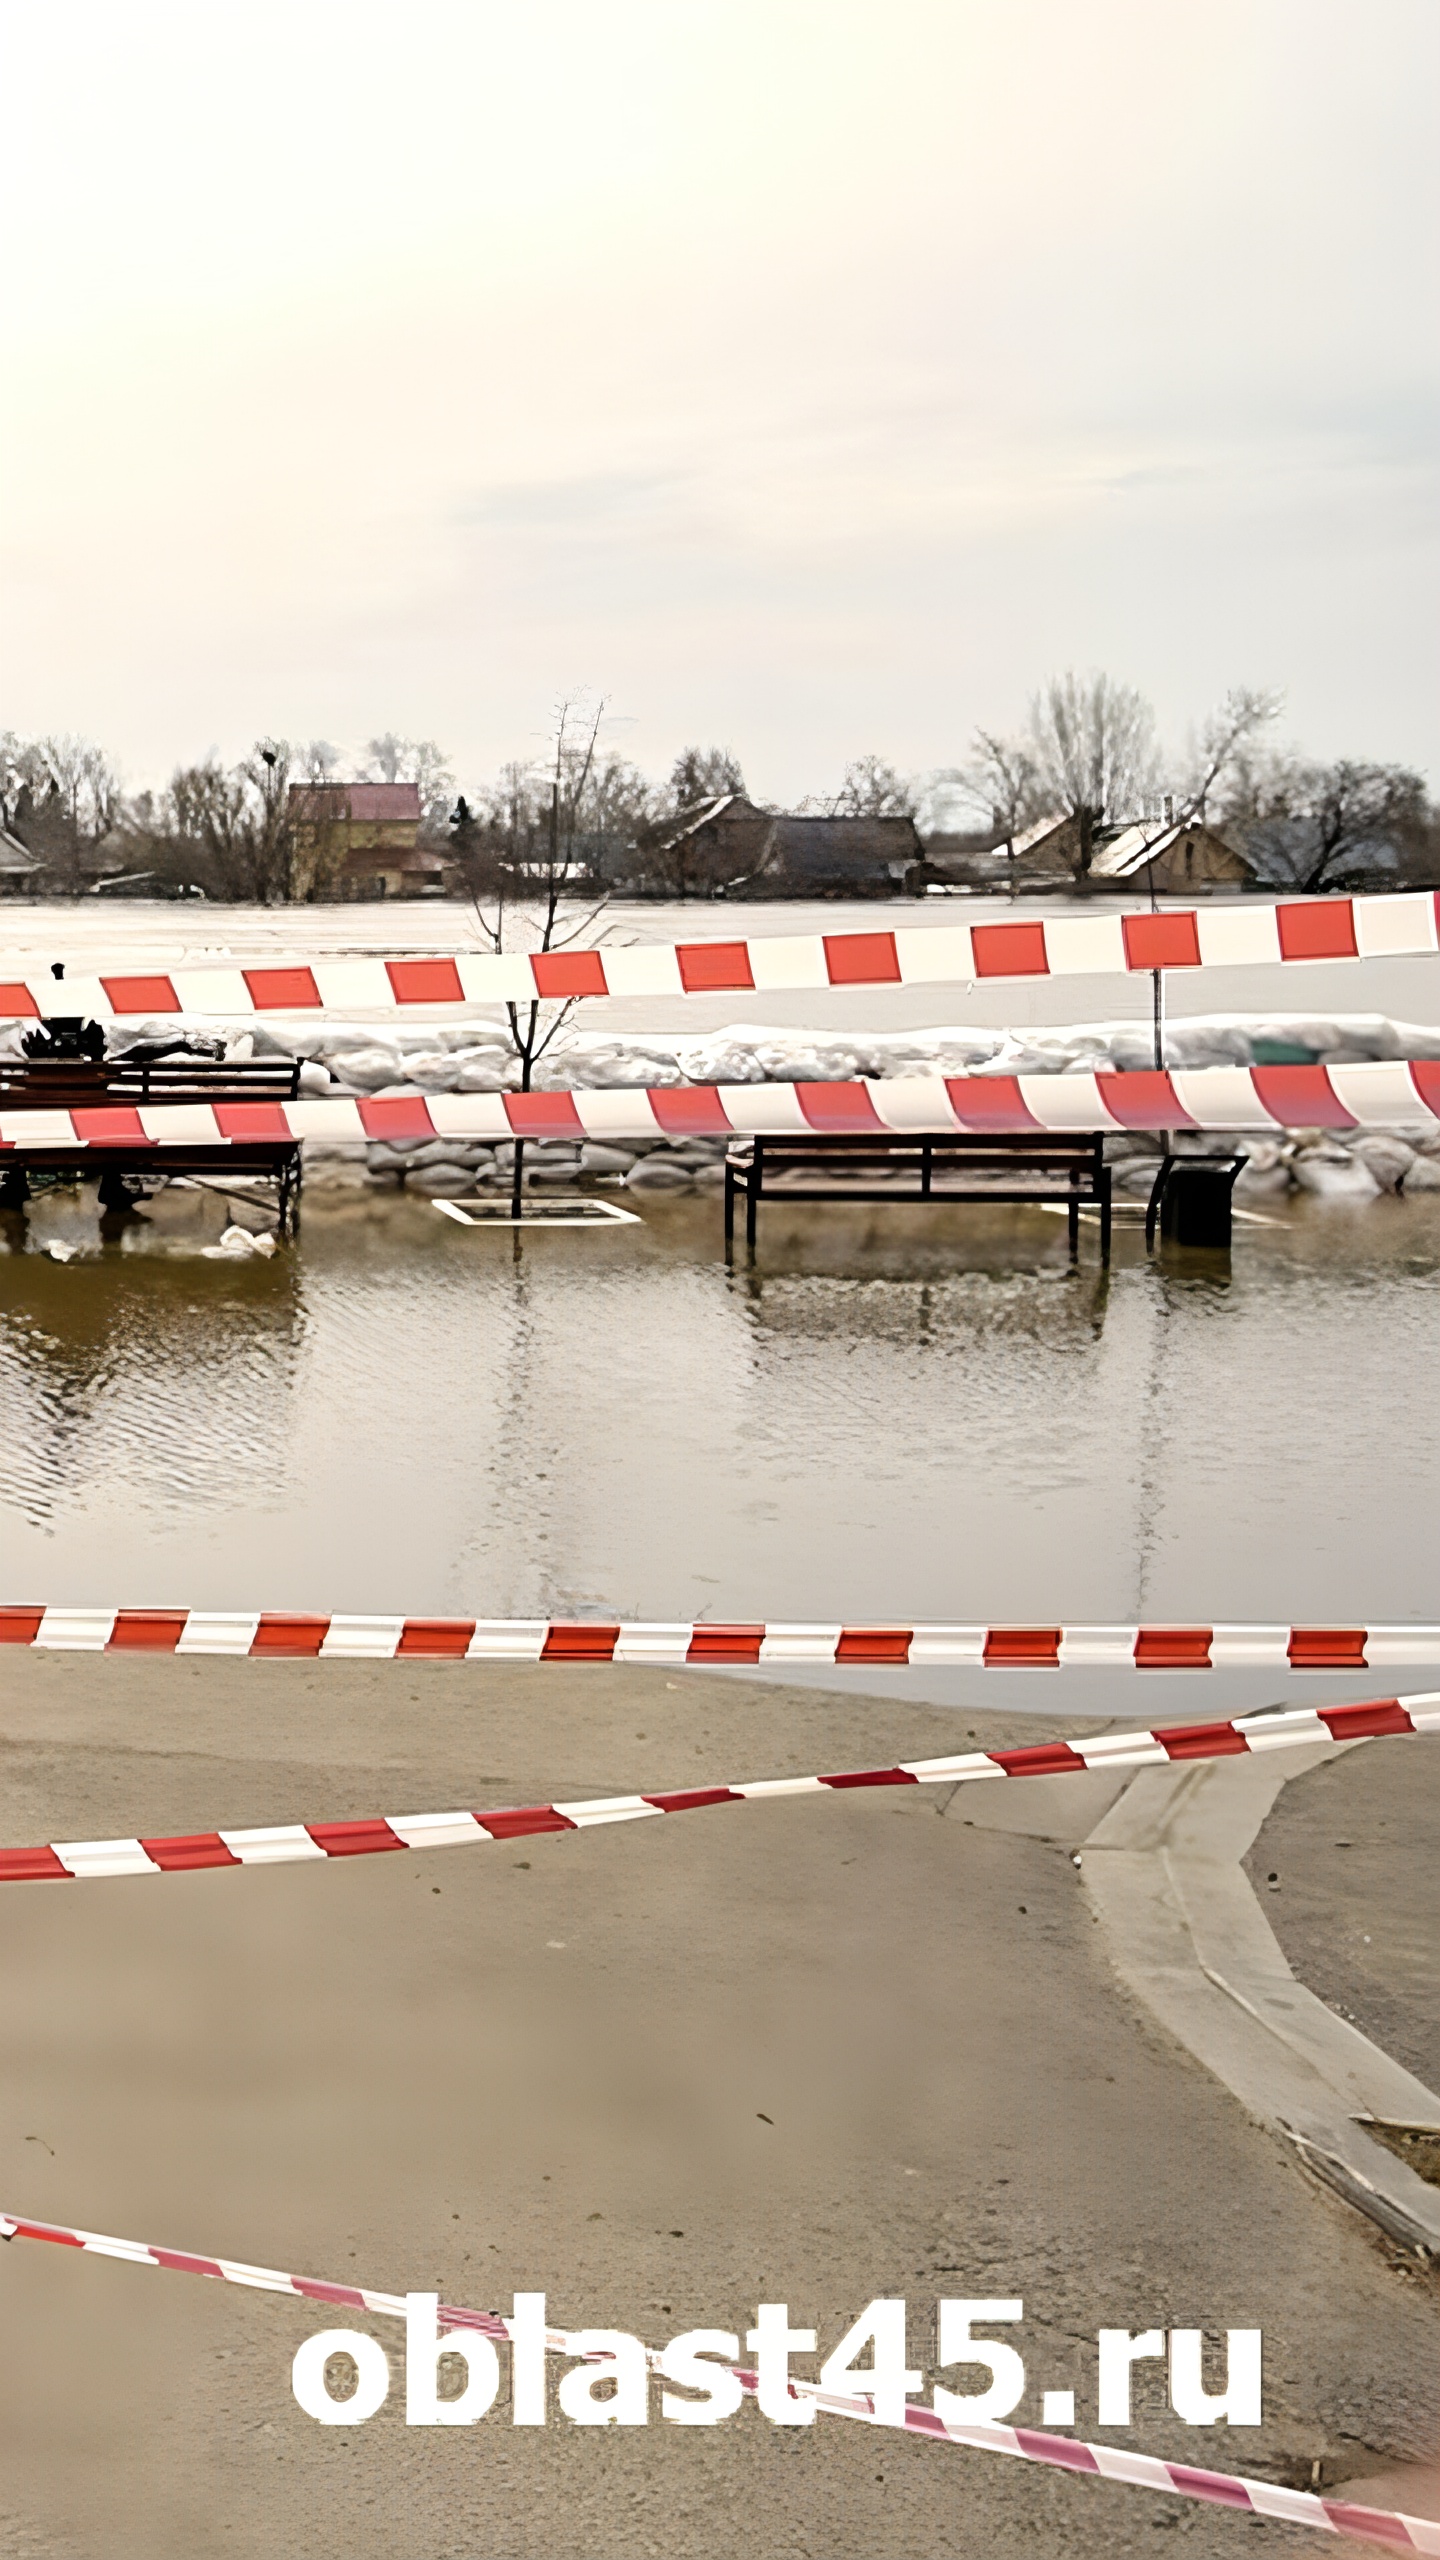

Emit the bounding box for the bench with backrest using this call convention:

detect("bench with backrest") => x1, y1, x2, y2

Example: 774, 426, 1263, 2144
724, 1131, 1112, 1259
0, 1047, 305, 1230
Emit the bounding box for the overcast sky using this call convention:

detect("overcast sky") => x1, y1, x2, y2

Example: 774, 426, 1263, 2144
1, 0, 1436, 804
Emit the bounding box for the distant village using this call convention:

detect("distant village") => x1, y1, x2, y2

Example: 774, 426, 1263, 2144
2, 676, 1435, 906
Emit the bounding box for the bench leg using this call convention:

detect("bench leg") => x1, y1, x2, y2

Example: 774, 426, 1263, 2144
746, 1161, 759, 1254
724, 1166, 735, 1254
1068, 1185, 1079, 1258
1099, 1170, 1112, 1265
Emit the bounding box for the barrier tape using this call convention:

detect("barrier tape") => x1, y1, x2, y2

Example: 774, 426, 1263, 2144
2, 1061, 1440, 1148
1, 2209, 1434, 2549
7, 1608, 1440, 1671
3, 891, 1437, 1020
1, 1694, 1432, 1885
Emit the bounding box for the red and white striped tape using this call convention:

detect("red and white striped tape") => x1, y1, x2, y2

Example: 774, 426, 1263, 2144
2, 1694, 1432, 1885
3, 1060, 1440, 1148
5, 891, 1438, 1019
1, 2208, 1433, 2549
8, 1607, 1440, 1670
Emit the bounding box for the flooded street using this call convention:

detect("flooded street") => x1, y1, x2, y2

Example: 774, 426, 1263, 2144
4, 1180, 1438, 1712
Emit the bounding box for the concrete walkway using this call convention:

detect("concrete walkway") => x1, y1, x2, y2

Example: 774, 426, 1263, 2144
0, 1654, 1436, 2558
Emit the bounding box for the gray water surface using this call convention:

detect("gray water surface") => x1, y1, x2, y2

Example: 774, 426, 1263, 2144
2, 1185, 1436, 1723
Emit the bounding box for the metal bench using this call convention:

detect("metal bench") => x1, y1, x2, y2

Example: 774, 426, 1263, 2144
724, 1131, 1112, 1260
0, 1034, 305, 1235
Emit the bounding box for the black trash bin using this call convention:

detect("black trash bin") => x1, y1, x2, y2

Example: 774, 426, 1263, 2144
1146, 1154, 1248, 1250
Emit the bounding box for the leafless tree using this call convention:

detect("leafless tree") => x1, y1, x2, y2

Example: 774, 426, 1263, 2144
365, 732, 407, 783
831, 755, 917, 820
363, 733, 456, 836
1026, 673, 1160, 878
467, 697, 611, 1217
1218, 754, 1429, 893
666, 744, 746, 809
1176, 688, 1283, 827
155, 740, 335, 903
2, 732, 123, 889
956, 730, 1045, 898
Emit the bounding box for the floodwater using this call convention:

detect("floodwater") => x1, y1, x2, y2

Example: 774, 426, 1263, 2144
3, 1177, 1438, 1721
4, 892, 1439, 1039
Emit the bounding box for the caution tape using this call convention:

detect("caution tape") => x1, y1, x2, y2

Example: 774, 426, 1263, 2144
6, 1607, 1440, 1671
1, 1694, 1432, 1885
3, 890, 1437, 1019
0, 2207, 1433, 2549
1, 1060, 1440, 1146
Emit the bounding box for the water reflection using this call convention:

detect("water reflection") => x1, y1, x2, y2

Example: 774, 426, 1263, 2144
0, 1188, 1435, 1631
733, 1262, 1113, 1349
0, 1244, 303, 1532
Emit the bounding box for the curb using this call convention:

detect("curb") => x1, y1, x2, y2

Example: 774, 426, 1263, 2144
1080, 1745, 1440, 2254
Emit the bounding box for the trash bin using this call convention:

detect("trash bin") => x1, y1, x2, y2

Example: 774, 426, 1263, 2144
1146, 1155, 1248, 1250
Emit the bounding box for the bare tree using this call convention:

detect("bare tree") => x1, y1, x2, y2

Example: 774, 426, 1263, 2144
156, 740, 330, 903
666, 744, 746, 809
3, 732, 123, 889
1219, 755, 1429, 893
832, 755, 917, 819
1027, 673, 1160, 878
958, 730, 1044, 899
1176, 688, 1283, 827
578, 751, 655, 885
468, 698, 611, 1217
363, 733, 455, 835
365, 732, 408, 783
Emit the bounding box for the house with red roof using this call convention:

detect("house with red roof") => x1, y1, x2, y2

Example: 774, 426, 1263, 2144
287, 781, 447, 898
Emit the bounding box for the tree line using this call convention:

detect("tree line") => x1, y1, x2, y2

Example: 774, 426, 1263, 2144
2, 677, 1435, 902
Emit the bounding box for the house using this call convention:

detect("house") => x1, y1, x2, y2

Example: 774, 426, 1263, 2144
0, 824, 43, 894
921, 810, 1253, 895
635, 795, 924, 898
920, 813, 1079, 891
286, 782, 445, 899
763, 809, 924, 897
1086, 817, 1253, 892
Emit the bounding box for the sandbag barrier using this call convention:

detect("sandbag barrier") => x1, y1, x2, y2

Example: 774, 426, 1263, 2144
0, 1694, 1431, 1885
3, 890, 1438, 1022
2, 1058, 1440, 1149
0, 2208, 1434, 2550
7, 1607, 1440, 1670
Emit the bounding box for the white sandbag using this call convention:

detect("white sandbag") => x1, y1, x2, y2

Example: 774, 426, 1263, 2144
454, 1058, 516, 1091
579, 1144, 636, 1173
322, 1045, 403, 1090
1292, 1156, 1382, 1201
1402, 1155, 1440, 1190
1352, 1136, 1416, 1191
391, 1050, 464, 1091
674, 1036, 770, 1085
625, 1159, 694, 1189
406, 1166, 476, 1195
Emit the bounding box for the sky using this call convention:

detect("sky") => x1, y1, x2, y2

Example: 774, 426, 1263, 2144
1, 0, 1436, 806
